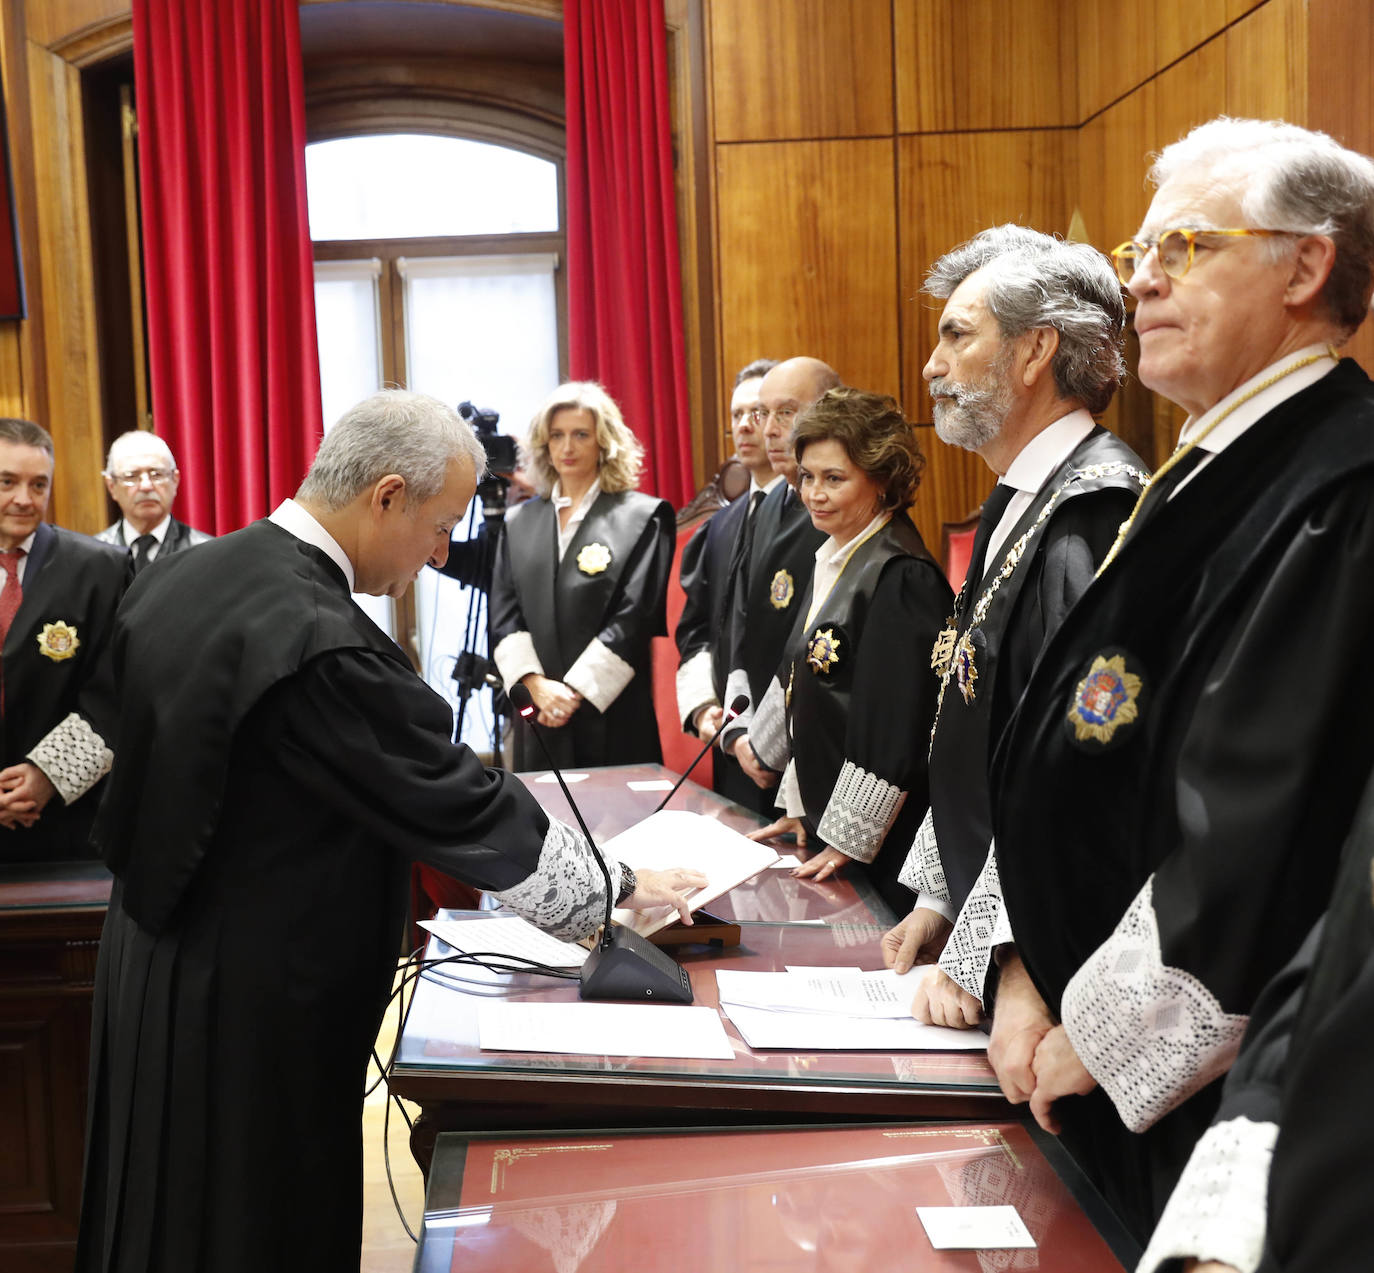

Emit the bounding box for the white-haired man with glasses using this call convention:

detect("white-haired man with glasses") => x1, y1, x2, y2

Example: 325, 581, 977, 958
981, 117, 1374, 1254
96, 431, 212, 571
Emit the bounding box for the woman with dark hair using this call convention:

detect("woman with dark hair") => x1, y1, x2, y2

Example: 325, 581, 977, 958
745, 388, 951, 913
491, 381, 674, 771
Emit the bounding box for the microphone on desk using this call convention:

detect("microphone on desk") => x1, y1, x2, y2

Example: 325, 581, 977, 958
651, 694, 751, 815
508, 683, 694, 1004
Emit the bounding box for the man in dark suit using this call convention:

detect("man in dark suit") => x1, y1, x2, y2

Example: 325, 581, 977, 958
95, 430, 212, 571
0, 418, 129, 859
675, 357, 779, 810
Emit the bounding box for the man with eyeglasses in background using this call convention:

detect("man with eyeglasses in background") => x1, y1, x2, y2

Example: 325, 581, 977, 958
719, 356, 837, 809
96, 431, 212, 572
979, 117, 1374, 1259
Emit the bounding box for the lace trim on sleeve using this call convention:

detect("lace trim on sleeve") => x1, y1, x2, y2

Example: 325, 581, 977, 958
675, 649, 717, 731
816, 759, 906, 864
27, 712, 113, 805
563, 637, 635, 713
1136, 1116, 1276, 1273
489, 817, 616, 943
898, 805, 951, 901
746, 677, 790, 771
723, 668, 754, 731
937, 845, 1002, 1006
1062, 876, 1250, 1133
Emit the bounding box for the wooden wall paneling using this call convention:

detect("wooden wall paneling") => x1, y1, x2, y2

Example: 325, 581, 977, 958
715, 137, 900, 404
1076, 0, 1157, 123
898, 130, 1073, 425
1306, 0, 1374, 376
26, 42, 106, 532
24, 0, 129, 50
894, 0, 1076, 134
911, 436, 994, 568
709, 0, 894, 142
1225, 0, 1269, 22
1155, 0, 1230, 72
0, 325, 22, 414
1151, 35, 1228, 157
1225, 0, 1306, 122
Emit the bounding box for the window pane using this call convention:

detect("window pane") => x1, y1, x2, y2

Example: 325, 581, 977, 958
403, 253, 561, 754
306, 135, 559, 241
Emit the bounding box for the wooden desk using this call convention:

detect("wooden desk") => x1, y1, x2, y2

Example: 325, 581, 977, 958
391, 917, 1003, 1174
0, 861, 111, 1273
515, 763, 895, 927
415, 1120, 1140, 1272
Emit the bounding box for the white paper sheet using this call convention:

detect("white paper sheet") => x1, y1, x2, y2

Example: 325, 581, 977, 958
716, 966, 938, 1018
721, 1002, 987, 1051
478, 1001, 736, 1060
625, 779, 675, 791
420, 915, 588, 969
768, 854, 799, 868
916, 1205, 1036, 1250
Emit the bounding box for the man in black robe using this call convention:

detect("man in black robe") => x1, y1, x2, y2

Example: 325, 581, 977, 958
987, 118, 1374, 1241
0, 417, 129, 860
675, 357, 780, 811
74, 390, 703, 1273
94, 430, 212, 569
720, 356, 838, 802
880, 226, 1147, 1024
1138, 767, 1374, 1273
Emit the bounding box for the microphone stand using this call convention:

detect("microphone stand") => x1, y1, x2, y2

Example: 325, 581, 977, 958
508, 684, 693, 1004
652, 694, 750, 815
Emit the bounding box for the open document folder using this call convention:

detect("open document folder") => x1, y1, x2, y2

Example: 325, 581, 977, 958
606, 809, 780, 937
716, 966, 989, 1052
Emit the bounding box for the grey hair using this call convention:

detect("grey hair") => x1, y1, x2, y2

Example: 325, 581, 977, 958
104, 430, 175, 474
0, 418, 54, 456
298, 389, 485, 512
735, 358, 778, 387
1149, 117, 1374, 338
924, 224, 1126, 414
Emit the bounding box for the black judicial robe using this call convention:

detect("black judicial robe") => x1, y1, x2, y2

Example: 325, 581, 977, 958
675, 492, 770, 809
922, 430, 1146, 912
76, 521, 597, 1273
721, 482, 826, 757
1, 522, 128, 862
1139, 775, 1374, 1273
991, 361, 1374, 1240
491, 489, 673, 772
96, 515, 213, 555
780, 515, 950, 914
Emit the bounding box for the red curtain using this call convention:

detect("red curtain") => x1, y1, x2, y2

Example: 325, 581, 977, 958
565, 0, 694, 509
132, 0, 321, 535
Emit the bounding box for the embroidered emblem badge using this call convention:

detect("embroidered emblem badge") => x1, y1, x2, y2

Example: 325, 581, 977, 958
769, 569, 795, 610
37, 621, 80, 662
806, 627, 841, 675
576, 542, 612, 575
1067, 653, 1143, 744
954, 631, 979, 704
930, 624, 957, 674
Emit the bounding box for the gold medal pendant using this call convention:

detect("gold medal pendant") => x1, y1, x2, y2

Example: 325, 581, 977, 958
576, 542, 612, 575
930, 624, 957, 674
806, 627, 841, 675
37, 621, 80, 662
769, 569, 795, 610
953, 631, 979, 704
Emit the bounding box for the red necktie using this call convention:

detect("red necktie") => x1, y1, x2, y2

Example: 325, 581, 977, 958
0, 548, 23, 647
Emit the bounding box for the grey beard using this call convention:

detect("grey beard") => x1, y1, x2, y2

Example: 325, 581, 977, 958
931, 378, 1009, 451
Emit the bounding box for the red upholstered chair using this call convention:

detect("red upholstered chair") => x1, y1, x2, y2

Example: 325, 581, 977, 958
941, 508, 981, 590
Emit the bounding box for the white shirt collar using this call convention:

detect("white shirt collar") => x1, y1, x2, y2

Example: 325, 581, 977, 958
999, 409, 1097, 495
121, 514, 172, 545
269, 498, 356, 591
815, 510, 892, 567
552, 479, 601, 514
751, 472, 784, 498
1179, 343, 1338, 454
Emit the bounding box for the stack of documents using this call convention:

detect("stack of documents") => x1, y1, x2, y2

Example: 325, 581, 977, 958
716, 966, 989, 1051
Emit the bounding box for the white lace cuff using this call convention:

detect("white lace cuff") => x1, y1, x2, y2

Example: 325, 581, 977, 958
938, 845, 1002, 1006
780, 760, 805, 818
493, 631, 543, 691
490, 816, 617, 942
1137, 1116, 1276, 1273
898, 806, 951, 900
1062, 876, 1250, 1133
27, 712, 113, 805
817, 760, 906, 864
675, 649, 716, 731
746, 677, 790, 771
563, 638, 635, 713
723, 667, 754, 728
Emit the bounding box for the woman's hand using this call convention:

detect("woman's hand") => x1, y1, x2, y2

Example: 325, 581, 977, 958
748, 815, 807, 847
623, 868, 709, 925
522, 673, 582, 728
792, 845, 850, 882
